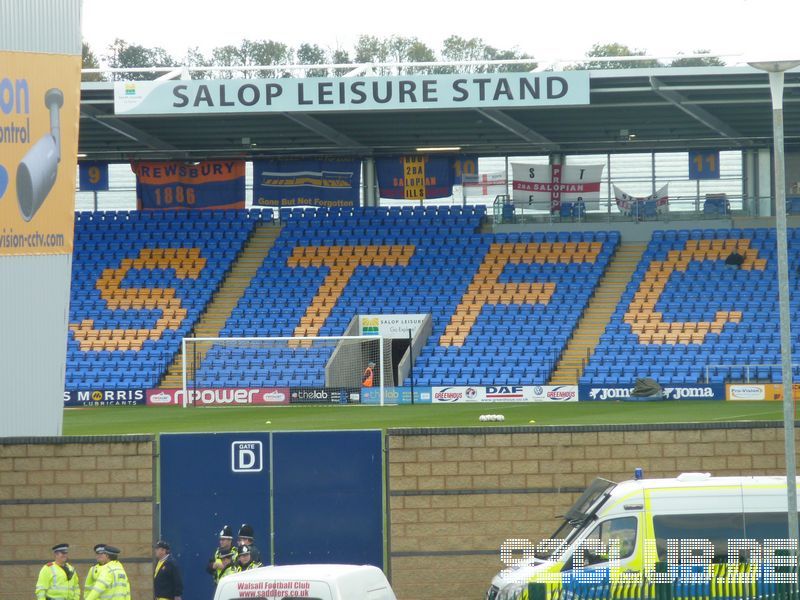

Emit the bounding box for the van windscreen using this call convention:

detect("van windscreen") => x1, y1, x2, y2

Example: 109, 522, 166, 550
563, 478, 616, 524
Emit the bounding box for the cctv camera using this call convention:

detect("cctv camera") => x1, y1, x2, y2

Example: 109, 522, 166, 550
17, 88, 63, 222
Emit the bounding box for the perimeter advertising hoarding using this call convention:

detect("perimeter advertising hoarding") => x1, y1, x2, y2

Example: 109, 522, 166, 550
289, 387, 361, 404
63, 389, 146, 407
580, 384, 725, 401
114, 72, 590, 116
361, 387, 432, 405
146, 387, 290, 406
0, 51, 80, 255
431, 385, 578, 403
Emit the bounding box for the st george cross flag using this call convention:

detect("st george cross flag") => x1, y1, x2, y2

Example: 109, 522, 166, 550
613, 184, 669, 217
511, 163, 604, 213
462, 172, 507, 197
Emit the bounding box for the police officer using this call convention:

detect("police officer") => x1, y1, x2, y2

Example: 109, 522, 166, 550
84, 545, 131, 600
237, 545, 262, 571
35, 543, 80, 600
207, 525, 239, 584
237, 523, 262, 564
153, 540, 183, 600
217, 548, 239, 581
84, 544, 105, 594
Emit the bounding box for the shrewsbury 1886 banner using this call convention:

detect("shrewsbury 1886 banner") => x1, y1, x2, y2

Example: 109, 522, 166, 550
511, 163, 604, 213
252, 159, 361, 208
133, 160, 245, 210
376, 155, 458, 200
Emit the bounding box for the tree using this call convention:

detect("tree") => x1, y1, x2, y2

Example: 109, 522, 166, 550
185, 46, 211, 79
330, 47, 351, 76
81, 41, 104, 82
210, 39, 293, 78
353, 35, 390, 74
383, 36, 436, 74
573, 42, 661, 70
439, 36, 535, 73
105, 38, 177, 80
296, 43, 328, 77
670, 50, 726, 67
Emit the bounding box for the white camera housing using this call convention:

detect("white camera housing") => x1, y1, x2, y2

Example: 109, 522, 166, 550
17, 88, 63, 222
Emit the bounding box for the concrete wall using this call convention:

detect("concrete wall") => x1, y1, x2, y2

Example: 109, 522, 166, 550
386, 422, 797, 600
0, 437, 155, 600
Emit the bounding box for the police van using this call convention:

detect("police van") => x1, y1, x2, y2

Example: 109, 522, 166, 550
213, 563, 397, 600
487, 472, 800, 600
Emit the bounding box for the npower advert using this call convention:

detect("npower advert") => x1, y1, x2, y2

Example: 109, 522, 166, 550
0, 51, 80, 255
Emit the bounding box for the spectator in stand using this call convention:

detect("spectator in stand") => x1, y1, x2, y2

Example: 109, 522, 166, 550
725, 250, 744, 269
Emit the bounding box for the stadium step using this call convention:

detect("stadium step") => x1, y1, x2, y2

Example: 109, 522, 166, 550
159, 223, 282, 388
549, 242, 646, 385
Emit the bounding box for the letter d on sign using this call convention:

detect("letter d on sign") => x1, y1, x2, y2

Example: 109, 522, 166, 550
232, 441, 263, 473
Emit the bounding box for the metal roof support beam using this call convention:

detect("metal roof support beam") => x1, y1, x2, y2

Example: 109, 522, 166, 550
281, 112, 367, 151
475, 108, 559, 150
80, 104, 181, 152
649, 76, 743, 141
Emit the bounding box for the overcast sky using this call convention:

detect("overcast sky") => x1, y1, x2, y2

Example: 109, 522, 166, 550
82, 0, 798, 67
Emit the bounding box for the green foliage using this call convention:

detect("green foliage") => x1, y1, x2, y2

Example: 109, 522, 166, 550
439, 35, 536, 73
81, 41, 104, 82
572, 42, 662, 70
670, 51, 726, 67
105, 38, 177, 80
296, 43, 328, 77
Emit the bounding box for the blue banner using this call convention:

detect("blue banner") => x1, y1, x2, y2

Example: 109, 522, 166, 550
579, 384, 725, 402
63, 389, 146, 407
252, 158, 361, 208
79, 161, 109, 191
132, 160, 246, 210
361, 386, 432, 404
376, 155, 468, 200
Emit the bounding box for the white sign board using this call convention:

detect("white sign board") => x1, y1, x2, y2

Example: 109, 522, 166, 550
114, 72, 590, 115
360, 314, 428, 339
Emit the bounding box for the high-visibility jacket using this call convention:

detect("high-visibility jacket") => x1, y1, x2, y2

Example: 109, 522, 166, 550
35, 561, 80, 600
84, 560, 131, 600
238, 559, 263, 571
362, 366, 374, 387
208, 546, 239, 583
84, 563, 100, 593
218, 563, 240, 581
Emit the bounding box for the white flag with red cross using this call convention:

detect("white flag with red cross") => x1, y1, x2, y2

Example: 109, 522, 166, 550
462, 172, 507, 197
511, 163, 604, 212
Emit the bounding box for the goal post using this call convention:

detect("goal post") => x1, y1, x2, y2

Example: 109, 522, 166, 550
180, 335, 386, 407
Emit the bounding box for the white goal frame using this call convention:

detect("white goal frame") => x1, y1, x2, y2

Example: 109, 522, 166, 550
181, 335, 386, 407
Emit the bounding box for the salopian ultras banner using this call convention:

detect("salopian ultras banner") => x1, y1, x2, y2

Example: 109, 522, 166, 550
114, 72, 590, 115
376, 155, 473, 200
0, 51, 80, 255
252, 158, 361, 208
132, 160, 246, 210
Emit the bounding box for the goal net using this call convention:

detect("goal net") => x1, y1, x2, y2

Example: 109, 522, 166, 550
181, 335, 387, 407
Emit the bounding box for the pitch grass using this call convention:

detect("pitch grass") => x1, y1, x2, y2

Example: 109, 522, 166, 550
62, 401, 786, 436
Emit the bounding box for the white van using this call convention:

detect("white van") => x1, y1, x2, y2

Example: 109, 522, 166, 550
213, 563, 397, 600
487, 473, 800, 600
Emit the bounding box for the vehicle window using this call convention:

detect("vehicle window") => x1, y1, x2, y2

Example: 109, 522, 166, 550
561, 516, 637, 570
743, 512, 799, 540
653, 514, 744, 562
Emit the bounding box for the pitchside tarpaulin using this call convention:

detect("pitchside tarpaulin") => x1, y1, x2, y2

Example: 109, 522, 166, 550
431, 385, 578, 403
132, 160, 245, 210
511, 163, 604, 213
614, 184, 669, 217
463, 172, 507, 198
580, 383, 725, 401
360, 314, 428, 338
252, 158, 361, 208
113, 72, 591, 115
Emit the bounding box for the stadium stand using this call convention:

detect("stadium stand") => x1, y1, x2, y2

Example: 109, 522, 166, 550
66, 209, 270, 390
583, 227, 800, 387
191, 205, 619, 388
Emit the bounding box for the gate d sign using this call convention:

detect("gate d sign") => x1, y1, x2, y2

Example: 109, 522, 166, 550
231, 441, 263, 473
